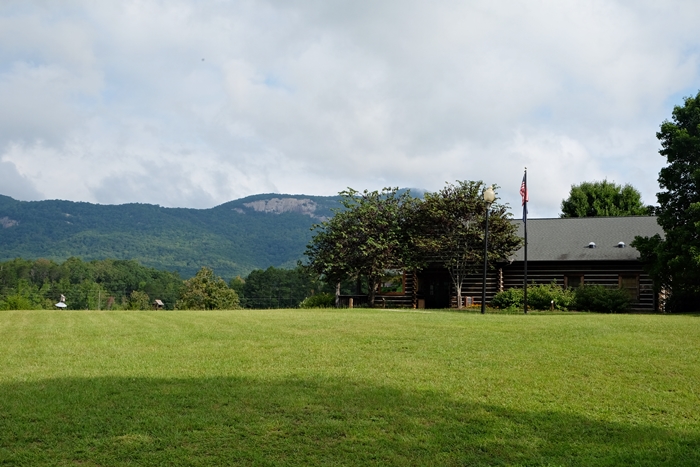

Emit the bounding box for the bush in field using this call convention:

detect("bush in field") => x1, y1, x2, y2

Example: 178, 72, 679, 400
176, 267, 240, 310
573, 285, 630, 313
299, 293, 335, 308
527, 283, 575, 310
491, 288, 523, 309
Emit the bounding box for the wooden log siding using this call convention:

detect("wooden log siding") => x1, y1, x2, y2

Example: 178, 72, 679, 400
345, 262, 656, 311
409, 261, 655, 311
376, 271, 416, 308
497, 260, 656, 311
339, 272, 418, 308
387, 218, 664, 311
457, 270, 500, 307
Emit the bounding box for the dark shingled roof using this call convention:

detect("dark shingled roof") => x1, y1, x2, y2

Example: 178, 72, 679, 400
508, 216, 663, 262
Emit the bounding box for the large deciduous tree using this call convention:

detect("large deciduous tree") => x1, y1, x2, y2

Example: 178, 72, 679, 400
632, 90, 700, 311
408, 181, 521, 308
560, 180, 649, 218
304, 187, 414, 307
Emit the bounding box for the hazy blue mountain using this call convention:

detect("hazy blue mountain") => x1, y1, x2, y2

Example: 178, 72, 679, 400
0, 193, 343, 279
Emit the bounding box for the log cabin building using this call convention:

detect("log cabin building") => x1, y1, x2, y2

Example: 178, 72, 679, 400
346, 216, 664, 311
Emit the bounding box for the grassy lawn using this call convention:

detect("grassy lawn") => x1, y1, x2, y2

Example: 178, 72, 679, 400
0, 309, 699, 466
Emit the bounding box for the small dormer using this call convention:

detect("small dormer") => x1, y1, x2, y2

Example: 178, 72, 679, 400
587, 242, 596, 249
617, 241, 626, 248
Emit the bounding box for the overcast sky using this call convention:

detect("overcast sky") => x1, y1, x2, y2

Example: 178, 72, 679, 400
1, 1, 699, 217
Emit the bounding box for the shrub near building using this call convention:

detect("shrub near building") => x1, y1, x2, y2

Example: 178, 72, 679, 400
492, 283, 630, 313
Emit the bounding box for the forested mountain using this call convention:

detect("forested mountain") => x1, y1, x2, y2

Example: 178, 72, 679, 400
0, 193, 342, 279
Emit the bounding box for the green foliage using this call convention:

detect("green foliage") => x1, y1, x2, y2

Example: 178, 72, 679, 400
306, 182, 522, 308
492, 283, 631, 313
490, 287, 524, 310
239, 266, 325, 308
527, 283, 575, 311
176, 267, 240, 310
0, 257, 182, 310
128, 290, 151, 310
409, 181, 522, 308
305, 188, 414, 306
299, 293, 335, 308
229, 276, 245, 296
573, 285, 631, 313
491, 283, 573, 311
633, 90, 700, 311
561, 180, 650, 218
0, 280, 49, 310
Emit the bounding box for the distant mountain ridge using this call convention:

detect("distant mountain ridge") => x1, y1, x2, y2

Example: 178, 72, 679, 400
0, 193, 343, 279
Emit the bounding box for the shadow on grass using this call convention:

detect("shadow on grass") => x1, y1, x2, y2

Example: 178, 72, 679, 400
1, 376, 697, 466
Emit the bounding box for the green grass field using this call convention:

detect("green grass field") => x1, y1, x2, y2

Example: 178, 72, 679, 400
1, 309, 698, 466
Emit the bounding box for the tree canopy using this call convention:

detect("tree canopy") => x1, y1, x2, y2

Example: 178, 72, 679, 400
408, 181, 521, 308
560, 180, 650, 218
632, 90, 700, 311
304, 188, 414, 306
305, 182, 522, 307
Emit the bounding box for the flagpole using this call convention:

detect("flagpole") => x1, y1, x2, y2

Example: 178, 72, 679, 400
523, 168, 528, 314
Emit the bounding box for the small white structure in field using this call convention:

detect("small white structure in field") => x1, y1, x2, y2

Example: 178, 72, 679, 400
55, 294, 67, 308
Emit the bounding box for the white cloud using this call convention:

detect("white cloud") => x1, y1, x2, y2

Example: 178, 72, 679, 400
0, 0, 698, 215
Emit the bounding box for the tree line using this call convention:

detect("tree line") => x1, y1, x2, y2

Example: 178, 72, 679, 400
0, 257, 183, 310
0, 257, 330, 310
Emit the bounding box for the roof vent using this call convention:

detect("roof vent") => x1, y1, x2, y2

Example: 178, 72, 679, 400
617, 241, 626, 248
587, 242, 596, 249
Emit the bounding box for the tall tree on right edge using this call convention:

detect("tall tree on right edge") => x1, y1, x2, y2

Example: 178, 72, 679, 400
632, 90, 700, 311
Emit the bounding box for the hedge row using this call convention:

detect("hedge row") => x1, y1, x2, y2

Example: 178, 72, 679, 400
491, 283, 631, 313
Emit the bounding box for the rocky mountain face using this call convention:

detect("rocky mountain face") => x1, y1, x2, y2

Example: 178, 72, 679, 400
238, 197, 329, 220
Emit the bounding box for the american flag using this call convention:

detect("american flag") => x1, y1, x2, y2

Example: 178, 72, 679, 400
520, 173, 528, 206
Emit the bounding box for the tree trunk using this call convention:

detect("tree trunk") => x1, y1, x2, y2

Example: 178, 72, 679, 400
368, 276, 377, 307
455, 281, 463, 309
335, 282, 341, 308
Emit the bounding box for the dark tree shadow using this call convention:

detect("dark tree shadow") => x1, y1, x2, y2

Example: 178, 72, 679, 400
0, 376, 697, 466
